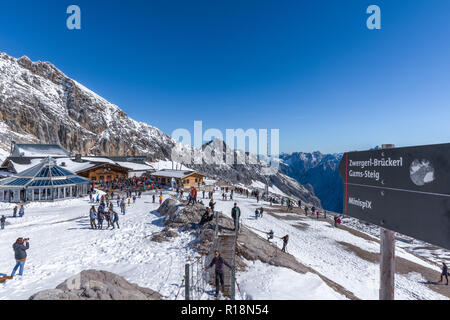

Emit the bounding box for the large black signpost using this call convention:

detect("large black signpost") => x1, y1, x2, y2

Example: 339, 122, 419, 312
338, 143, 450, 250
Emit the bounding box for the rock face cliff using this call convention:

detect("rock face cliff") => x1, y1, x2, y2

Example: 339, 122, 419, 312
0, 52, 175, 160
0, 51, 319, 204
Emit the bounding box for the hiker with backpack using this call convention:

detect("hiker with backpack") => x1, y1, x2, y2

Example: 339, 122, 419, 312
267, 230, 274, 241
203, 250, 233, 297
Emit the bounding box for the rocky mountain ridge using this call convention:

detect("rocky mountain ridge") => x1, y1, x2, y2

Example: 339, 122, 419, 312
0, 51, 319, 205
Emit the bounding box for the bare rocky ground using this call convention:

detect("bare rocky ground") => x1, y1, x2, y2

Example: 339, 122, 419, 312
29, 270, 163, 300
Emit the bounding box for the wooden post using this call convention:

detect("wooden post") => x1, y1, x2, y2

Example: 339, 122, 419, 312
185, 263, 190, 300
380, 144, 396, 300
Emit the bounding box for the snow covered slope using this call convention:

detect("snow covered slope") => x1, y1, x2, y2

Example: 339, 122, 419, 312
0, 191, 447, 300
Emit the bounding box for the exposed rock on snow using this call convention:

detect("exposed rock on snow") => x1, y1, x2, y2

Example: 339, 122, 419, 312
157, 199, 359, 299
29, 270, 162, 300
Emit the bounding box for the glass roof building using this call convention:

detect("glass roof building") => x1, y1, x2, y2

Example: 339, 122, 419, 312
0, 157, 89, 203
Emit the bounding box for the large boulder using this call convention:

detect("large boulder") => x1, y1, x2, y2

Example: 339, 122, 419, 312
158, 199, 207, 228
29, 270, 162, 300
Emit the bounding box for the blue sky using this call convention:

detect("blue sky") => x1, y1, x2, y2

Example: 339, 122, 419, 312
1, 0, 449, 154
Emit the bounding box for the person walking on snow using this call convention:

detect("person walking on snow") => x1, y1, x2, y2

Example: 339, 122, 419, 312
267, 230, 274, 241
231, 203, 241, 231
203, 250, 233, 297
13, 206, 17, 218
281, 235, 289, 253
11, 238, 29, 277
152, 194, 156, 203
439, 262, 448, 285
159, 194, 163, 204
0, 215, 5, 230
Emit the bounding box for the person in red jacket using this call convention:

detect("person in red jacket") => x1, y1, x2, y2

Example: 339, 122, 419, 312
187, 187, 197, 205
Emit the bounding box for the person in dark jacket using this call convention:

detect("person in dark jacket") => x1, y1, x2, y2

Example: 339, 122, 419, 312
231, 203, 241, 231
0, 215, 5, 230
13, 206, 17, 218
281, 235, 289, 252
439, 262, 448, 285
112, 210, 120, 229
267, 230, 274, 241
209, 199, 216, 213
203, 250, 232, 297
199, 208, 213, 226
11, 238, 29, 277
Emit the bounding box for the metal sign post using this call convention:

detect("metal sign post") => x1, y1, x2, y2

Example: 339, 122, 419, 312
185, 263, 190, 300
379, 144, 395, 300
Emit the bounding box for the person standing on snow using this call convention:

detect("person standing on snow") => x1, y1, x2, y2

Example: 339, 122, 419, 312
11, 238, 29, 277
105, 209, 112, 229
152, 194, 156, 203
231, 203, 241, 231
13, 206, 18, 218
112, 210, 120, 229
18, 205, 24, 217
97, 208, 104, 230
89, 206, 97, 229
203, 250, 233, 297
439, 262, 448, 285
281, 235, 289, 252
0, 215, 5, 230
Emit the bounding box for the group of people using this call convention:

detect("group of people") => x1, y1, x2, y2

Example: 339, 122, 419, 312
0, 205, 26, 231
89, 204, 120, 230
254, 207, 264, 219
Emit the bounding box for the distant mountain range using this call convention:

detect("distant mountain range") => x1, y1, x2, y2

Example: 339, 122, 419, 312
280, 152, 344, 213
